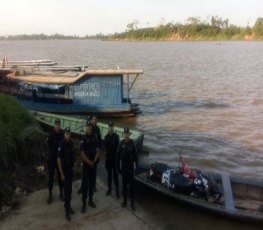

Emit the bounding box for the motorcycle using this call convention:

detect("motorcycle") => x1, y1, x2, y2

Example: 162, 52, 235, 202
149, 155, 222, 203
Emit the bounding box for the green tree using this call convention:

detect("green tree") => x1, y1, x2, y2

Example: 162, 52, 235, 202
187, 17, 201, 25
253, 18, 263, 36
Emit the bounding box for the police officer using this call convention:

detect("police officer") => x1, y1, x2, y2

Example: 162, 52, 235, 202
46, 118, 64, 204
80, 120, 100, 213
77, 116, 92, 195
91, 115, 101, 192
57, 127, 75, 222
104, 122, 120, 198
116, 127, 138, 211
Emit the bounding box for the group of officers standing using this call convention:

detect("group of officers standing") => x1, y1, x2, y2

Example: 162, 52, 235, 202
46, 116, 138, 222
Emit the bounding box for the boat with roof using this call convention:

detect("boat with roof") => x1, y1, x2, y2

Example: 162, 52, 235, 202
0, 66, 144, 117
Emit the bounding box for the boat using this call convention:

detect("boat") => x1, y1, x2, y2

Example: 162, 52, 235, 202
135, 164, 263, 223
1, 58, 57, 67
34, 111, 144, 151
1, 68, 144, 117
0, 67, 13, 77
0, 57, 56, 78
1, 57, 85, 72
0, 59, 53, 64
32, 65, 88, 72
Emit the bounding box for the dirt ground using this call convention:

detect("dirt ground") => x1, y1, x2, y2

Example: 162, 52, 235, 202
0, 179, 161, 230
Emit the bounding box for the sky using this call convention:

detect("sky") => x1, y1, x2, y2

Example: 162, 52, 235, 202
0, 0, 262, 36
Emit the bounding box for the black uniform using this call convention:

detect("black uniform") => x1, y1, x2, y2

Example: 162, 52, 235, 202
93, 125, 102, 149
80, 133, 98, 203
57, 139, 75, 214
116, 139, 138, 207
92, 124, 101, 190
105, 132, 120, 195
47, 129, 64, 195
78, 124, 101, 194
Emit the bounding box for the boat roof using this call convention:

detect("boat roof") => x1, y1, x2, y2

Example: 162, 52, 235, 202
6, 69, 144, 84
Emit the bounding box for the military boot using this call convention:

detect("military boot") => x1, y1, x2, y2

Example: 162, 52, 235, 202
65, 210, 71, 222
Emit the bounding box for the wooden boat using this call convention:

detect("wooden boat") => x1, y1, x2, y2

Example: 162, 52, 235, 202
0, 67, 13, 77
33, 65, 88, 72
1, 59, 57, 67
135, 165, 263, 223
34, 111, 144, 150
1, 57, 84, 71
0, 59, 53, 64
1, 69, 144, 117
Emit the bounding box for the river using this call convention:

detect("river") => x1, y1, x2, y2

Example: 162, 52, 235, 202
1, 40, 262, 229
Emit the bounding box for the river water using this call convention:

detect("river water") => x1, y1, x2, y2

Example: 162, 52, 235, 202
1, 40, 263, 229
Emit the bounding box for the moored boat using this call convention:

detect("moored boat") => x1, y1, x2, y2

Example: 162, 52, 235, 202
0, 67, 13, 77
34, 111, 144, 151
1, 68, 144, 117
32, 65, 88, 72
1, 58, 57, 67
135, 164, 263, 223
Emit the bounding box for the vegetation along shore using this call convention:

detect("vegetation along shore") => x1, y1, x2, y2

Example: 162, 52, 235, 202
0, 94, 47, 215
1, 16, 263, 41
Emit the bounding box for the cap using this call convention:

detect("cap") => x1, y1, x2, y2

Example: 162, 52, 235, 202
108, 121, 114, 127
64, 127, 71, 133
86, 120, 92, 126
54, 118, 61, 124
123, 127, 129, 134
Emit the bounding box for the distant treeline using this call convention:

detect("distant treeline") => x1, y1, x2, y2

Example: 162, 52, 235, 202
0, 33, 81, 40
1, 16, 263, 41
0, 33, 109, 40
111, 17, 263, 41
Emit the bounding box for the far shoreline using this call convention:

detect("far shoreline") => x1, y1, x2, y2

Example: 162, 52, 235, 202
1, 38, 263, 42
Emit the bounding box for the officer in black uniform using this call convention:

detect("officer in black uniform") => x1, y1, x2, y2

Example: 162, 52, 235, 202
80, 120, 100, 213
104, 121, 120, 198
46, 118, 64, 204
57, 127, 75, 222
91, 116, 102, 192
77, 116, 92, 195
116, 127, 138, 211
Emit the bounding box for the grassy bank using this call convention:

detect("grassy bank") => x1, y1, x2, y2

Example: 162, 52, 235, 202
109, 17, 263, 41
0, 94, 47, 208
110, 25, 262, 41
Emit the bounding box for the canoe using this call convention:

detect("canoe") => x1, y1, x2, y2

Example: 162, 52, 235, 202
0, 59, 57, 67
33, 65, 88, 72
135, 165, 263, 223
34, 111, 144, 151
0, 59, 53, 64
5, 62, 57, 67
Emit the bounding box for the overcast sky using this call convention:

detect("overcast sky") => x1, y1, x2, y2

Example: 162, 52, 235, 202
0, 0, 262, 36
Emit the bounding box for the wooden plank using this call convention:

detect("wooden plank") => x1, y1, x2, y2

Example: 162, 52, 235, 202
235, 199, 262, 211
221, 172, 236, 212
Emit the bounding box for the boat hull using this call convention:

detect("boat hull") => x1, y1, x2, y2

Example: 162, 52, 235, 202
34, 111, 144, 150
14, 97, 140, 117
135, 165, 263, 223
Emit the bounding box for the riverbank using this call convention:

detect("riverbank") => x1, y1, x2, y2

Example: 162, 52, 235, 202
0, 179, 159, 230
0, 94, 47, 211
